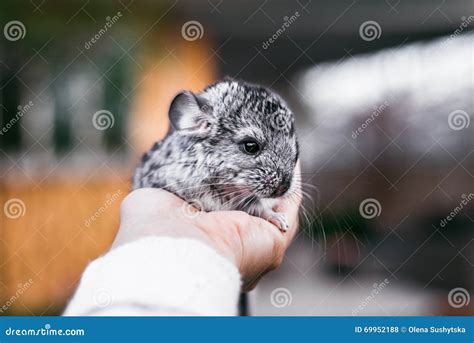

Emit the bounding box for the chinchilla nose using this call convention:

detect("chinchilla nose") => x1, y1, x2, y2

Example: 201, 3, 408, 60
271, 177, 291, 197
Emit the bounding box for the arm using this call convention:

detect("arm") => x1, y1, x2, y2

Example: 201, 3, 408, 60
64, 236, 240, 316
64, 175, 300, 316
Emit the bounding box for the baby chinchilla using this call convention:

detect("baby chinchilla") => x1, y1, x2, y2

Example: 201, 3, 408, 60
132, 79, 299, 231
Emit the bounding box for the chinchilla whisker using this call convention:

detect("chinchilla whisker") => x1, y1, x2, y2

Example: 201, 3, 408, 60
298, 202, 313, 234
219, 192, 249, 209
233, 193, 255, 210
156, 179, 237, 194
291, 180, 319, 192
218, 189, 254, 209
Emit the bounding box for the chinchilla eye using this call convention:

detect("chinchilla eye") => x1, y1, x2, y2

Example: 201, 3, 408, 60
239, 139, 261, 155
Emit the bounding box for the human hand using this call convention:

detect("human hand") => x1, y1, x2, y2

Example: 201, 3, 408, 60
113, 163, 301, 291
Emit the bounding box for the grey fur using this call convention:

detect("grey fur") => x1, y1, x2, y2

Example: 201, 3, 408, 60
132, 79, 299, 231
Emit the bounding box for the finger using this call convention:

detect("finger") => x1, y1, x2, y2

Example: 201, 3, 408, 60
272, 160, 302, 245
273, 160, 302, 212
245, 215, 286, 267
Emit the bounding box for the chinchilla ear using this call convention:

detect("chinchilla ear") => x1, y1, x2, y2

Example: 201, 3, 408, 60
168, 91, 213, 135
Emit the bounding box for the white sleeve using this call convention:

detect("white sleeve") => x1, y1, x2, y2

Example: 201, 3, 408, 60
63, 237, 241, 316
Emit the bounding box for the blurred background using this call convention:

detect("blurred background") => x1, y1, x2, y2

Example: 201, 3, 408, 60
0, 0, 472, 316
